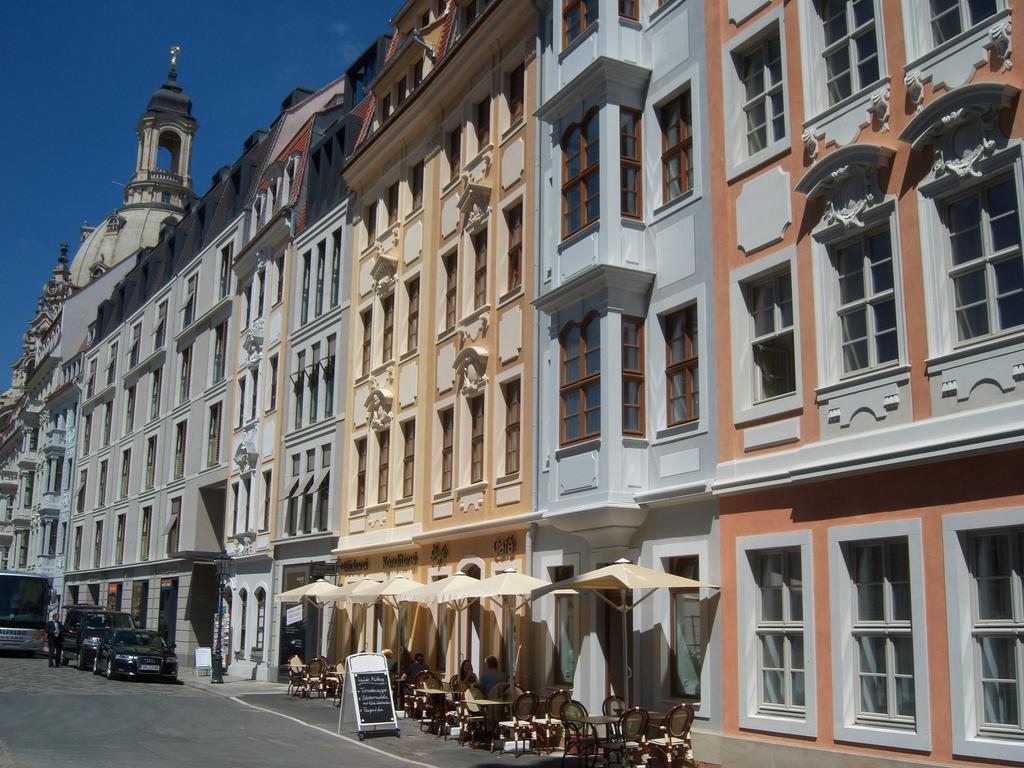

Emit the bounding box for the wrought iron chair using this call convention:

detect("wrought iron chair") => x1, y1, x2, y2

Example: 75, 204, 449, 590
498, 690, 540, 756
534, 688, 570, 752
645, 703, 696, 767
560, 700, 600, 768
601, 707, 648, 767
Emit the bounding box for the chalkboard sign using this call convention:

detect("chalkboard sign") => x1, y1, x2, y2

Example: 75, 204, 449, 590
338, 652, 400, 739
353, 672, 393, 723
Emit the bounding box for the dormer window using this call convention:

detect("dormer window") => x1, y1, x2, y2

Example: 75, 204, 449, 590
397, 76, 408, 107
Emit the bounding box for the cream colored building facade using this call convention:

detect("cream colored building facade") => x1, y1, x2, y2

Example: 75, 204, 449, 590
335, 0, 537, 676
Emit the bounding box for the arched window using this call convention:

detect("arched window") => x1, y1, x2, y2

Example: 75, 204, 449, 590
254, 588, 266, 655
157, 131, 181, 175
560, 313, 601, 445
562, 110, 600, 238
238, 588, 248, 657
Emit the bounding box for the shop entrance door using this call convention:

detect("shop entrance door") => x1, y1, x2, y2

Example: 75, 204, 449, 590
158, 578, 178, 646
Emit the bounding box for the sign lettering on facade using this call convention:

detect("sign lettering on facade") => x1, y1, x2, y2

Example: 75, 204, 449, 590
382, 552, 418, 570
493, 535, 516, 561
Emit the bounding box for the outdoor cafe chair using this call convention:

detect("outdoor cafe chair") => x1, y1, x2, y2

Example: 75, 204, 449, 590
643, 744, 671, 768
498, 690, 541, 757
645, 703, 696, 767
418, 673, 445, 732
403, 670, 429, 717
458, 685, 489, 749
303, 656, 328, 699
534, 688, 570, 752
602, 695, 626, 718
600, 707, 648, 767
560, 700, 600, 768
323, 661, 344, 705
286, 655, 306, 697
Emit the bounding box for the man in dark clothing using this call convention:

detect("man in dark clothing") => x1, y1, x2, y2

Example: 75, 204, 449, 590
479, 655, 508, 697
401, 652, 429, 680
46, 612, 63, 668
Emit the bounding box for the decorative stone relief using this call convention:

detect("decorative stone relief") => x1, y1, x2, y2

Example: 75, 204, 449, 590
457, 179, 491, 234
367, 509, 388, 529
242, 321, 264, 372
802, 129, 818, 161
869, 87, 890, 132
904, 70, 925, 112
365, 380, 395, 432
458, 489, 484, 515
457, 312, 489, 344
736, 167, 791, 254
937, 350, 1024, 403
929, 106, 999, 178
370, 252, 398, 298
987, 19, 1013, 71
820, 163, 884, 229
454, 345, 489, 398
230, 531, 255, 557
234, 429, 258, 475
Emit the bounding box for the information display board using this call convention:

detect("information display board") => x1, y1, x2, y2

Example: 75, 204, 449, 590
337, 652, 400, 740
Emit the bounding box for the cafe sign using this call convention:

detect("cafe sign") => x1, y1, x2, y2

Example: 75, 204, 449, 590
429, 543, 448, 567
338, 558, 370, 574
493, 535, 517, 561
382, 552, 418, 570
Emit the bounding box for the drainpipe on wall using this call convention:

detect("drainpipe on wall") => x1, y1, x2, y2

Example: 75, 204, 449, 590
528, 0, 545, 581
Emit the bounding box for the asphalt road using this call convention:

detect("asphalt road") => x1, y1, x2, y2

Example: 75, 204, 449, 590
0, 653, 418, 768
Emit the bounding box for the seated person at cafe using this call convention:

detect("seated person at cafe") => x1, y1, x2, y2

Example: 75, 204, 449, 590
383, 648, 398, 675
402, 652, 429, 680
479, 655, 508, 697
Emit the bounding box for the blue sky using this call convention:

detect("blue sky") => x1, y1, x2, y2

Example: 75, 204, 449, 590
0, 1, 388, 385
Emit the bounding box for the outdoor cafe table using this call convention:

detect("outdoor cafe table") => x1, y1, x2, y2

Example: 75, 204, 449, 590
582, 714, 621, 739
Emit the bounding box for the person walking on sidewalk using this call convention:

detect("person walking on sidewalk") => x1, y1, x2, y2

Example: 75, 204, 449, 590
46, 612, 63, 668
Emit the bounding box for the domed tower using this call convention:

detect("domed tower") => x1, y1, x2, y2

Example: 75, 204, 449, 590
69, 47, 199, 286
123, 45, 198, 210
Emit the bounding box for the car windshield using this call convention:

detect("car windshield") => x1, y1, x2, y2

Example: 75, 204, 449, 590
84, 613, 135, 630
113, 631, 167, 649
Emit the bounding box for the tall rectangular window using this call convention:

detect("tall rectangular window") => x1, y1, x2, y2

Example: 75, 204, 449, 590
668, 555, 704, 699
476, 96, 491, 148
93, 521, 104, 568
562, 111, 600, 237
301, 251, 311, 325
749, 272, 796, 401
150, 367, 162, 420
115, 514, 126, 565
366, 201, 378, 243
129, 323, 141, 369
945, 176, 1024, 342
237, 378, 247, 427
402, 420, 416, 499
86, 360, 97, 399
442, 254, 458, 329
119, 449, 131, 500
293, 352, 304, 430
440, 408, 454, 492
819, 0, 880, 105
323, 340, 335, 417
207, 402, 222, 467
377, 431, 390, 503
355, 438, 367, 509
506, 205, 523, 292
406, 278, 420, 353
969, 528, 1024, 734
832, 230, 898, 372
741, 35, 785, 156
102, 401, 113, 446
330, 229, 341, 307
847, 540, 915, 725
503, 380, 521, 476
470, 396, 484, 484
268, 354, 278, 412
509, 63, 525, 125
82, 413, 92, 455
382, 296, 395, 362
387, 182, 400, 228
622, 317, 645, 435
755, 549, 805, 715
125, 385, 136, 434
174, 421, 187, 479
76, 470, 87, 513
448, 125, 462, 179
167, 498, 180, 555
315, 241, 326, 318
361, 309, 373, 375
666, 307, 699, 425
619, 0, 638, 20
140, 507, 151, 562
213, 322, 227, 383
473, 229, 488, 309
261, 470, 272, 532
73, 526, 82, 570
182, 274, 198, 328
560, 315, 601, 444
552, 564, 578, 683
564, 0, 598, 46
145, 436, 157, 489
931, 0, 1000, 46
411, 161, 424, 211
621, 108, 642, 217
154, 302, 167, 350
275, 253, 285, 305
661, 92, 692, 202
219, 243, 233, 299
178, 346, 192, 403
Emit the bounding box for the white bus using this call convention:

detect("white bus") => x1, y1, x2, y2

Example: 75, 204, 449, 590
0, 571, 50, 654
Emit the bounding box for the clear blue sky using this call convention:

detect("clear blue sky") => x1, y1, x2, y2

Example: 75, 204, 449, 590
0, 1, 388, 386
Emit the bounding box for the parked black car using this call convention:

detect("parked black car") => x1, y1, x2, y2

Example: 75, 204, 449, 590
61, 606, 136, 670
93, 629, 178, 682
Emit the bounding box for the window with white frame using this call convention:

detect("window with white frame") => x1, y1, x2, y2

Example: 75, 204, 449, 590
755, 548, 806, 716
847, 539, 915, 726
740, 34, 785, 158
970, 527, 1024, 736
748, 271, 796, 401
817, 0, 880, 106
942, 176, 1024, 343
931, 0, 1002, 46
831, 228, 899, 373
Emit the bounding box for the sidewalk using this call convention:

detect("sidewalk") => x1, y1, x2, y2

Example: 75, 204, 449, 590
187, 678, 566, 768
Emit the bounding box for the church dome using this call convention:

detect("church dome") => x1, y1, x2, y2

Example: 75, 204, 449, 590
146, 70, 193, 118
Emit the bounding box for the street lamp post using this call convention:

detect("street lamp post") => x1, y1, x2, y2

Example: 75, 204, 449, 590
211, 555, 230, 684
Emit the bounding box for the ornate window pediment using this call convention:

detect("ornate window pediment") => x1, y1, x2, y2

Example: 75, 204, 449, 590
242, 320, 264, 372
457, 171, 491, 233
899, 82, 1019, 180
105, 215, 125, 233
234, 429, 258, 475
369, 251, 398, 298
796, 144, 895, 230
454, 345, 488, 397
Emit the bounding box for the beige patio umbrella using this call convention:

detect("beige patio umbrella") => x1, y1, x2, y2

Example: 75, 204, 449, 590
402, 572, 480, 675
273, 578, 347, 605
338, 577, 382, 652
348, 575, 425, 655
532, 559, 718, 707
447, 568, 558, 687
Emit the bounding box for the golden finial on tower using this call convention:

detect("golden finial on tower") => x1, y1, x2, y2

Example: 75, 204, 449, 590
170, 45, 181, 70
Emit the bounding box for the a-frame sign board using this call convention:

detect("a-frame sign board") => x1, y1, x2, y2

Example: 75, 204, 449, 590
337, 652, 400, 740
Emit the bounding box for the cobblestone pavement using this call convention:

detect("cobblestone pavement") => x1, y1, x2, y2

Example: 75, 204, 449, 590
0, 652, 200, 696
